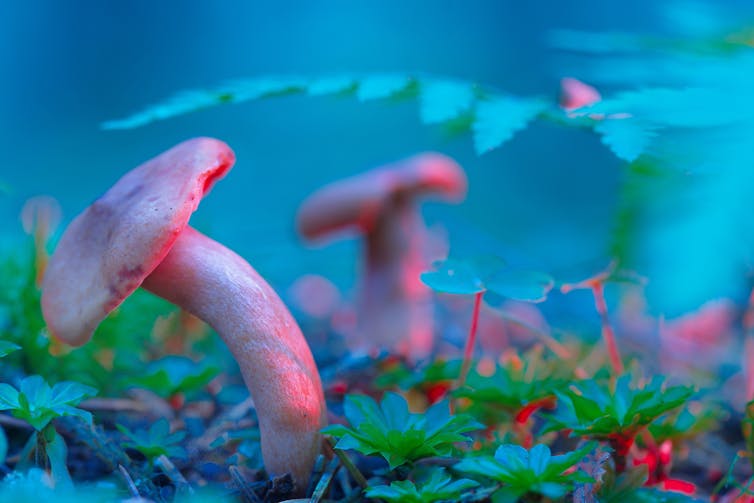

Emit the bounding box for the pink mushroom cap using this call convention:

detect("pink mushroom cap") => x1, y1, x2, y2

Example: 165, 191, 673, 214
41, 137, 234, 346
296, 152, 467, 241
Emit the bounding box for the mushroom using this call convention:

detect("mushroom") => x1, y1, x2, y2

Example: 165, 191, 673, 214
41, 138, 326, 492
296, 153, 467, 359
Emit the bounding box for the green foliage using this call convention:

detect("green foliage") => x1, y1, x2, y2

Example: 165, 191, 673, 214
597, 465, 703, 502
552, 22, 754, 313
544, 375, 694, 444
472, 96, 547, 154
102, 74, 548, 156
0, 340, 20, 357
0, 376, 96, 431
647, 402, 721, 445
0, 241, 176, 393
454, 347, 574, 426
0, 426, 6, 464
322, 392, 482, 469
455, 442, 596, 502
0, 468, 118, 503
421, 255, 554, 302
376, 359, 461, 392
129, 355, 220, 399
117, 418, 187, 463
365, 468, 479, 503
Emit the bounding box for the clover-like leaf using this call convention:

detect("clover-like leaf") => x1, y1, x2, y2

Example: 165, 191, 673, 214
485, 269, 555, 303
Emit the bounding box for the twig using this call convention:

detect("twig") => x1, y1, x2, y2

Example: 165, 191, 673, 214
229, 465, 262, 503
118, 464, 141, 498
156, 455, 194, 495
310, 456, 340, 502
325, 438, 368, 489
192, 397, 256, 451
0, 414, 32, 430
79, 397, 149, 413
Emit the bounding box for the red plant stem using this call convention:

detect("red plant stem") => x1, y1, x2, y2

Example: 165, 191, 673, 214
457, 291, 484, 392
744, 287, 754, 402
591, 282, 624, 374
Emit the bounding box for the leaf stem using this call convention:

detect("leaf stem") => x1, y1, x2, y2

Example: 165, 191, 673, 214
591, 282, 623, 374
457, 291, 484, 392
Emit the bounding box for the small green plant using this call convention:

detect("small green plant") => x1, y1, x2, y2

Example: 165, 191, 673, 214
117, 417, 187, 466
544, 374, 693, 471
455, 442, 596, 502
0, 375, 96, 486
323, 391, 482, 469
421, 255, 554, 389
129, 355, 220, 407
0, 376, 96, 431
365, 468, 479, 503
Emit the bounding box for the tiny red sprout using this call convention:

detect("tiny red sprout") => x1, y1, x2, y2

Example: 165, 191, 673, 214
425, 383, 451, 405
560, 262, 624, 374
662, 478, 696, 495
514, 396, 556, 424
329, 380, 348, 395
168, 393, 185, 411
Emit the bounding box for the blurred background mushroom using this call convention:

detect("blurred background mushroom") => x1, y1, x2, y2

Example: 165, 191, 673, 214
297, 152, 467, 360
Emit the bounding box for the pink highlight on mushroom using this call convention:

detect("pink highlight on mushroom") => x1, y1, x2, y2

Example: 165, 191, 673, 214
296, 153, 467, 360
40, 138, 325, 493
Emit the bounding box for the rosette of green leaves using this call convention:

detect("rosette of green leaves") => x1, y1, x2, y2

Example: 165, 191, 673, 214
456, 442, 596, 502
0, 375, 96, 431
323, 392, 482, 469
544, 374, 694, 443
454, 346, 573, 425
366, 468, 479, 503
117, 418, 187, 464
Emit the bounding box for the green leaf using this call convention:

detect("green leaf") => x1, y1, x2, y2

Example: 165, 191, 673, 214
420, 79, 475, 124
421, 259, 486, 295
0, 384, 19, 410
485, 269, 554, 303
131, 355, 219, 398
45, 428, 73, 489
0, 340, 20, 358
357, 74, 413, 101
49, 381, 97, 408
472, 96, 546, 154
594, 117, 657, 162
0, 427, 6, 464
307, 75, 357, 96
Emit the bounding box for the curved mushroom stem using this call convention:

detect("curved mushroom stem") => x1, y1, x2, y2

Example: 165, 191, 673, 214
142, 227, 326, 492
361, 195, 434, 359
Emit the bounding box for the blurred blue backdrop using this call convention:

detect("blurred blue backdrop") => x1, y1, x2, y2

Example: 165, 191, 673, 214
0, 0, 734, 311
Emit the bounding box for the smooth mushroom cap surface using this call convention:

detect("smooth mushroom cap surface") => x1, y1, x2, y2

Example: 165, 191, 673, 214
41, 137, 234, 346
296, 152, 467, 241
